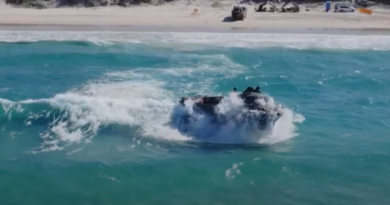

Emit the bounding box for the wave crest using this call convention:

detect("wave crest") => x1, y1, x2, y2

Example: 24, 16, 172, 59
0, 80, 304, 153
1, 31, 390, 50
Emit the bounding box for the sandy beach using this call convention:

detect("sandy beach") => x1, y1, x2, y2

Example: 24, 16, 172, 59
0, 1, 390, 30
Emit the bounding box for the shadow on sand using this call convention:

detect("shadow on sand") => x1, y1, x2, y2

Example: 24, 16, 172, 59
222, 16, 234, 22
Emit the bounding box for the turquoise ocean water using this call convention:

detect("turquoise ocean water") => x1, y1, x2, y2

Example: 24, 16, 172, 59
1, 30, 390, 205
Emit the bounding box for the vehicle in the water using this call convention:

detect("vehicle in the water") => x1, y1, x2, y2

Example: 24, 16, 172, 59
178, 86, 284, 130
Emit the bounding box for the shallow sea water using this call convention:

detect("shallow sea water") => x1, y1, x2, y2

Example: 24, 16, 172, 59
0, 31, 390, 205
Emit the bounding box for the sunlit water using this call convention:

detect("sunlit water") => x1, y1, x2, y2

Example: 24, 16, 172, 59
1, 31, 390, 205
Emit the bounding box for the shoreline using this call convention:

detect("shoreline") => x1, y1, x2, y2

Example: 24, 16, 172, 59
1, 24, 390, 36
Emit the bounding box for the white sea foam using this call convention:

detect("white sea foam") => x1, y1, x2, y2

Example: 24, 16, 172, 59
0, 33, 306, 152
0, 31, 390, 50
226, 162, 243, 179
1, 79, 304, 152
0, 65, 304, 153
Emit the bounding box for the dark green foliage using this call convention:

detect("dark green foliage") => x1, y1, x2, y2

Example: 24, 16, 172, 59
4, 0, 389, 9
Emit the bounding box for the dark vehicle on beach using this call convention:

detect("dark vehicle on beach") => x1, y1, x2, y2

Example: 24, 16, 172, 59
231, 5, 247, 21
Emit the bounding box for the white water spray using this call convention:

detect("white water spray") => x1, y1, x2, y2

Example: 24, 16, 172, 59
171, 91, 304, 145
0, 79, 304, 152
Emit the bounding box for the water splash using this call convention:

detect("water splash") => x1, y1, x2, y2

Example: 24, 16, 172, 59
0, 79, 304, 153
169, 91, 304, 145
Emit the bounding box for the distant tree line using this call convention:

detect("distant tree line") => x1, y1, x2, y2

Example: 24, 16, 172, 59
4, 0, 389, 9
4, 0, 175, 8
243, 0, 388, 6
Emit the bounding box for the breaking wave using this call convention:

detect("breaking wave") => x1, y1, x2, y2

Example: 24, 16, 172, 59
0, 33, 310, 153
1, 31, 390, 50
0, 79, 304, 153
